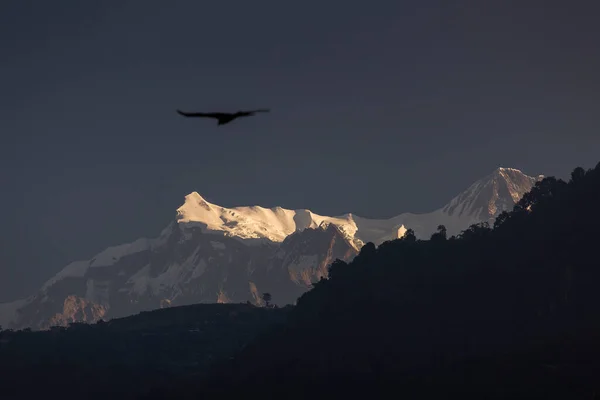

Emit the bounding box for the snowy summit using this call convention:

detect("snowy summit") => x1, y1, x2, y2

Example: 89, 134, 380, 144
0, 167, 542, 330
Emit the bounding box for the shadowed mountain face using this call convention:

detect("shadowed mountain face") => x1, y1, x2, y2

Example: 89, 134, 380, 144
0, 167, 540, 330
8, 224, 356, 330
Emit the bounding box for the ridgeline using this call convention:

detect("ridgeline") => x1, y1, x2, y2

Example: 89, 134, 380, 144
2, 162, 600, 399
167, 161, 600, 399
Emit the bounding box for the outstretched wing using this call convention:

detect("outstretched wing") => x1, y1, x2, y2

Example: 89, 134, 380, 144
177, 110, 227, 119
245, 109, 270, 114
237, 109, 270, 117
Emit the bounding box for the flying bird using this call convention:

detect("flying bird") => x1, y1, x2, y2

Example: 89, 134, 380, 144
176, 109, 270, 125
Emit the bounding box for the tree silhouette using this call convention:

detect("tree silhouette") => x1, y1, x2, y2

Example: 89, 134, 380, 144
571, 166, 586, 183
458, 221, 491, 240
402, 228, 417, 242
494, 210, 510, 229
262, 293, 272, 308
328, 259, 349, 280
430, 224, 447, 241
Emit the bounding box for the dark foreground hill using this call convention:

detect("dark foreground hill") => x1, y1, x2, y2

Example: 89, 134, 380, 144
2, 162, 599, 400
148, 162, 600, 399
0, 303, 289, 399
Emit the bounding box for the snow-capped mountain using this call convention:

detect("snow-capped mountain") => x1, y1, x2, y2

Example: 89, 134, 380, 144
0, 167, 542, 330
441, 167, 544, 223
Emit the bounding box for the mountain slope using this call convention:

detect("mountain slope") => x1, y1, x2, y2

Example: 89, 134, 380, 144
0, 167, 541, 330
6, 223, 356, 330
441, 167, 543, 223
178, 163, 600, 400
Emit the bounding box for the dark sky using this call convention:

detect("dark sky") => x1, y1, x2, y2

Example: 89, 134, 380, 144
1, 0, 599, 302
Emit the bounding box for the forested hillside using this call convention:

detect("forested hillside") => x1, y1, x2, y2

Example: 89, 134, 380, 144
3, 162, 599, 400
172, 162, 600, 399
0, 303, 288, 399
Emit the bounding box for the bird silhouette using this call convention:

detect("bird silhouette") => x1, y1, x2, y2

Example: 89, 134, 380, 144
176, 109, 270, 125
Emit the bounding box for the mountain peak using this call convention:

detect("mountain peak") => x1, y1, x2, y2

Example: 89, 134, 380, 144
177, 192, 218, 223
175, 167, 542, 246
495, 166, 524, 175
185, 191, 212, 205
441, 167, 540, 223
493, 167, 544, 181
